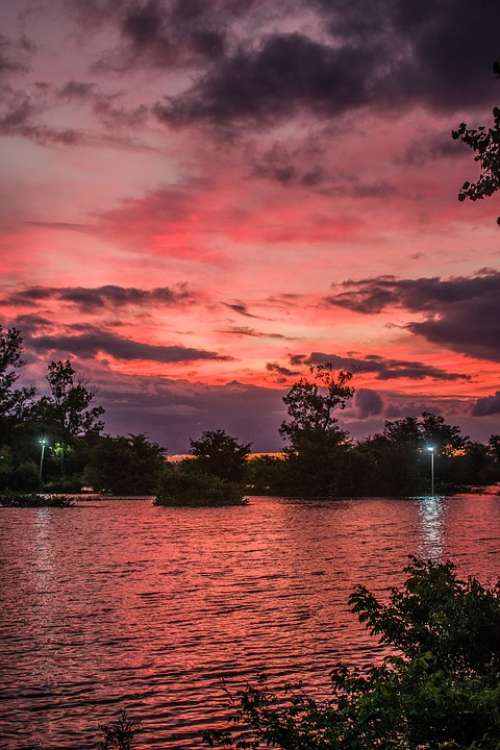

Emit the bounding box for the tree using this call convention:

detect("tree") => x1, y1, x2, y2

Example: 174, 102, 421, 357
36, 360, 105, 443
279, 365, 354, 496
84, 434, 165, 495
0, 326, 35, 436
205, 557, 500, 749
488, 434, 500, 462
190, 429, 251, 482
420, 411, 466, 457
280, 364, 353, 445
463, 440, 491, 484
453, 62, 500, 223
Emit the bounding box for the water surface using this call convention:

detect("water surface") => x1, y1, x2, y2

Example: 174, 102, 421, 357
1, 494, 499, 748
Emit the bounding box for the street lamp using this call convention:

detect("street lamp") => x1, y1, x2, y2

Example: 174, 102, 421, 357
426, 445, 435, 496
39, 438, 48, 482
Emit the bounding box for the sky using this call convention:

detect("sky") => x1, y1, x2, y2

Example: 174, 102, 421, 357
1, 0, 500, 452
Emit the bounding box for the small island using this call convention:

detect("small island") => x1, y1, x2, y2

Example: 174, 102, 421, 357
154, 430, 249, 507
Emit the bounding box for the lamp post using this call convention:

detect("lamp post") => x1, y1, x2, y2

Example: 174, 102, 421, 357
426, 445, 435, 496
39, 438, 48, 482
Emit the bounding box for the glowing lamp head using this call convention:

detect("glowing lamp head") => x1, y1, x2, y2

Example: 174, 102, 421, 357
39, 437, 48, 446
426, 445, 435, 453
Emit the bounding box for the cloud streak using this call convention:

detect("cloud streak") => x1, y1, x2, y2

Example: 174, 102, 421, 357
290, 352, 469, 382
28, 329, 229, 363
3, 283, 196, 311
327, 269, 500, 362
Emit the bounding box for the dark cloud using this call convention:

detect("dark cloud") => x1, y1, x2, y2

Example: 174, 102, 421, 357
3, 283, 195, 311
153, 1, 500, 132
92, 373, 285, 452
250, 149, 395, 197
295, 352, 469, 381
120, 0, 226, 63
246, 140, 329, 188
0, 81, 152, 149
0, 84, 85, 144
219, 326, 292, 340
353, 388, 384, 418
27, 328, 229, 363
266, 362, 300, 377
57, 79, 149, 130
9, 313, 52, 334
155, 32, 375, 129
327, 269, 500, 362
83, 0, 229, 73
222, 301, 262, 319
472, 391, 500, 417
402, 131, 465, 166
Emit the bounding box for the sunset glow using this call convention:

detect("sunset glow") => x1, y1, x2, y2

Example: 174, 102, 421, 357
1, 1, 499, 450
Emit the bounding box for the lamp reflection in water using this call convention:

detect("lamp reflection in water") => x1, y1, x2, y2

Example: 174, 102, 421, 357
418, 495, 445, 557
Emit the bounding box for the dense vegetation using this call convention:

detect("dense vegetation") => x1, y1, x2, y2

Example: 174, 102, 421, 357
1, 328, 499, 501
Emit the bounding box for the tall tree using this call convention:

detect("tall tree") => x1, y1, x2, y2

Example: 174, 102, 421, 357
280, 364, 353, 448
36, 359, 105, 443
279, 365, 354, 496
0, 326, 35, 435
453, 62, 500, 223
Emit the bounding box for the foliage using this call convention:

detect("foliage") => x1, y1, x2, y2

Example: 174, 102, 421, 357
489, 434, 500, 462
246, 455, 290, 495
35, 359, 105, 442
278, 365, 353, 496
84, 434, 165, 495
453, 62, 500, 223
190, 429, 252, 482
155, 464, 247, 506
0, 326, 36, 438
204, 557, 500, 749
0, 493, 74, 507
280, 364, 353, 446
97, 710, 140, 750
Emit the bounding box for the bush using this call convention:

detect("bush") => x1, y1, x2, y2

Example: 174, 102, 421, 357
0, 493, 74, 507
84, 434, 165, 495
11, 460, 41, 491
155, 466, 247, 506
205, 557, 500, 749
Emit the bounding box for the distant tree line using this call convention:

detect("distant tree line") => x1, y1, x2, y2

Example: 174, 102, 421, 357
248, 364, 500, 497
1, 327, 499, 499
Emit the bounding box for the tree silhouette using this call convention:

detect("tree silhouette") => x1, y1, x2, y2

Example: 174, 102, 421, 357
190, 429, 251, 482
453, 62, 500, 223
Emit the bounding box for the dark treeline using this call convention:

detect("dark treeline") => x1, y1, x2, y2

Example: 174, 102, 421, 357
1, 326, 499, 499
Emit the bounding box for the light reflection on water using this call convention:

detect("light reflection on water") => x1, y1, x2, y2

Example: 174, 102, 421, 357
0, 494, 499, 749
417, 495, 446, 556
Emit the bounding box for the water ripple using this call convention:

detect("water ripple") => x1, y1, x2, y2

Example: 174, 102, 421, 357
0, 494, 499, 748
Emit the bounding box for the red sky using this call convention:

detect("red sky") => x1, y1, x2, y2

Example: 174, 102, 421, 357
1, 0, 499, 451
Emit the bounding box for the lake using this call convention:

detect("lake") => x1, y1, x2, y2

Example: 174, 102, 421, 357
1, 493, 499, 749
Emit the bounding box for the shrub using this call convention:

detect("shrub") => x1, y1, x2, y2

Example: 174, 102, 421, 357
155, 466, 247, 506
0, 493, 74, 507
11, 461, 41, 491
204, 557, 500, 749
